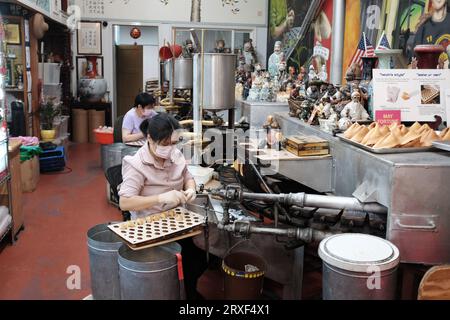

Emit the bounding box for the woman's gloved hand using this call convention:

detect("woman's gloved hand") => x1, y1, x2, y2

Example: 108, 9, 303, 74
158, 190, 187, 209
184, 189, 197, 203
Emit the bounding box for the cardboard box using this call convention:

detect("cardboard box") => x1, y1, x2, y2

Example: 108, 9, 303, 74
21, 156, 40, 193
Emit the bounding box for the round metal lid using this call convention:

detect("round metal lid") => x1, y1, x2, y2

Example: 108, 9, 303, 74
318, 234, 400, 272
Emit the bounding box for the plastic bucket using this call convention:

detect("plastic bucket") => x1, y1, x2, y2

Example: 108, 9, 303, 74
222, 251, 266, 300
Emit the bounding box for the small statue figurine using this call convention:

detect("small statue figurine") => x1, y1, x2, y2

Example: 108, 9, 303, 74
306, 84, 319, 101
338, 109, 353, 131
298, 66, 307, 82
243, 39, 257, 72
318, 64, 328, 82
321, 97, 333, 119
288, 66, 297, 81
214, 39, 226, 53
263, 115, 280, 129
15, 64, 24, 90
268, 41, 283, 78
308, 65, 318, 81
243, 77, 252, 100
277, 60, 288, 86
340, 91, 370, 121
182, 39, 195, 58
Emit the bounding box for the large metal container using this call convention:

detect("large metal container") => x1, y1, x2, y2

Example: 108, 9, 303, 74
118, 242, 182, 300
164, 58, 193, 89
101, 143, 127, 172
319, 233, 400, 300
201, 53, 236, 110
87, 223, 124, 300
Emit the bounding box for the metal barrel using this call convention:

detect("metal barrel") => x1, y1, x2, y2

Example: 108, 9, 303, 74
202, 53, 237, 110
118, 242, 182, 300
319, 234, 400, 300
165, 58, 193, 89
322, 262, 398, 300
101, 143, 127, 172
87, 223, 124, 300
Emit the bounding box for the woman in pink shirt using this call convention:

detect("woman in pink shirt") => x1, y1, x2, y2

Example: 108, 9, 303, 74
119, 113, 196, 216
119, 113, 205, 299
121, 92, 157, 143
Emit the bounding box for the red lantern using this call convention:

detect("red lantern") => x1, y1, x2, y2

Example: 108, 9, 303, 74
130, 27, 141, 39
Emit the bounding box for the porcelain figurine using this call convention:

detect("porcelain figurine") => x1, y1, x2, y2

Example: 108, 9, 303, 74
268, 41, 283, 78
338, 110, 353, 131
340, 91, 370, 121
318, 64, 328, 82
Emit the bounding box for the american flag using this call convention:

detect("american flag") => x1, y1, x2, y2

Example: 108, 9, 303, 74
376, 32, 391, 50
349, 33, 375, 69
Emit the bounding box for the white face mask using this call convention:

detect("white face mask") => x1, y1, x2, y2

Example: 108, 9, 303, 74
143, 109, 156, 118
154, 144, 174, 160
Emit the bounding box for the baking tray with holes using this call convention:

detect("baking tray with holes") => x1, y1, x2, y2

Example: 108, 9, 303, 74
108, 207, 205, 249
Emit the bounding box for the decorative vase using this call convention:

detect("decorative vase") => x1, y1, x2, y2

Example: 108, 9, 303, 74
41, 129, 56, 141
374, 49, 402, 69
79, 56, 107, 102
85, 56, 99, 78
79, 78, 108, 102
414, 45, 445, 69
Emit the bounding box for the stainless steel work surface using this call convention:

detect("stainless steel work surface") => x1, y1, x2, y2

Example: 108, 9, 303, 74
275, 112, 450, 265
240, 100, 289, 128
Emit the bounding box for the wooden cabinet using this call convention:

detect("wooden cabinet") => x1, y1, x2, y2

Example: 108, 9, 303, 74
8, 139, 23, 240
0, 140, 24, 242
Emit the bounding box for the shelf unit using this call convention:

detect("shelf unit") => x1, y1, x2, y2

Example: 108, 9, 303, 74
0, 16, 13, 244
3, 15, 30, 136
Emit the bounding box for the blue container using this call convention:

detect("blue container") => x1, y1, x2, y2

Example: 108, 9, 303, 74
39, 146, 66, 172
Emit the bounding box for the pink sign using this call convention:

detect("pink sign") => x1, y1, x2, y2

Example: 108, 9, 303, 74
375, 110, 401, 126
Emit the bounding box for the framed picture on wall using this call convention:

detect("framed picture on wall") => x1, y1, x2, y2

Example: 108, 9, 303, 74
5, 23, 21, 45
77, 21, 102, 55
76, 56, 103, 81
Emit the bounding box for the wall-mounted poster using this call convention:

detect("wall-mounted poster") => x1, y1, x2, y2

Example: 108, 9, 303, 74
343, 0, 450, 82
373, 69, 450, 122
77, 21, 102, 55
267, 0, 314, 72
5, 23, 21, 45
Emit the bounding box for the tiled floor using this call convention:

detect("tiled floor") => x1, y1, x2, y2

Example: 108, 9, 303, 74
0, 143, 322, 300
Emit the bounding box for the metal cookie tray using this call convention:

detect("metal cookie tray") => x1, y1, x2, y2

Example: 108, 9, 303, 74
432, 141, 450, 152
336, 134, 434, 154
108, 207, 205, 249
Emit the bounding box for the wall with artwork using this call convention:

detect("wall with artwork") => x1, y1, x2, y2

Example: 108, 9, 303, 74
343, 0, 450, 79
71, 0, 267, 26
266, 0, 450, 83
267, 0, 315, 73
69, 0, 269, 121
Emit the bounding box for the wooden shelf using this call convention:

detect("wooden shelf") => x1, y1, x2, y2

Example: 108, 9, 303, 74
5, 88, 24, 93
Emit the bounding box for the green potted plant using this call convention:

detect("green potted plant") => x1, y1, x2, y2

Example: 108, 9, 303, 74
39, 99, 61, 141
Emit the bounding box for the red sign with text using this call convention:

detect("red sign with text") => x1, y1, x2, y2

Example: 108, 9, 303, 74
375, 110, 401, 126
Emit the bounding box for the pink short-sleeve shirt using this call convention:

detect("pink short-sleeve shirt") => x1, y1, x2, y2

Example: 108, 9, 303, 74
118, 143, 193, 219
